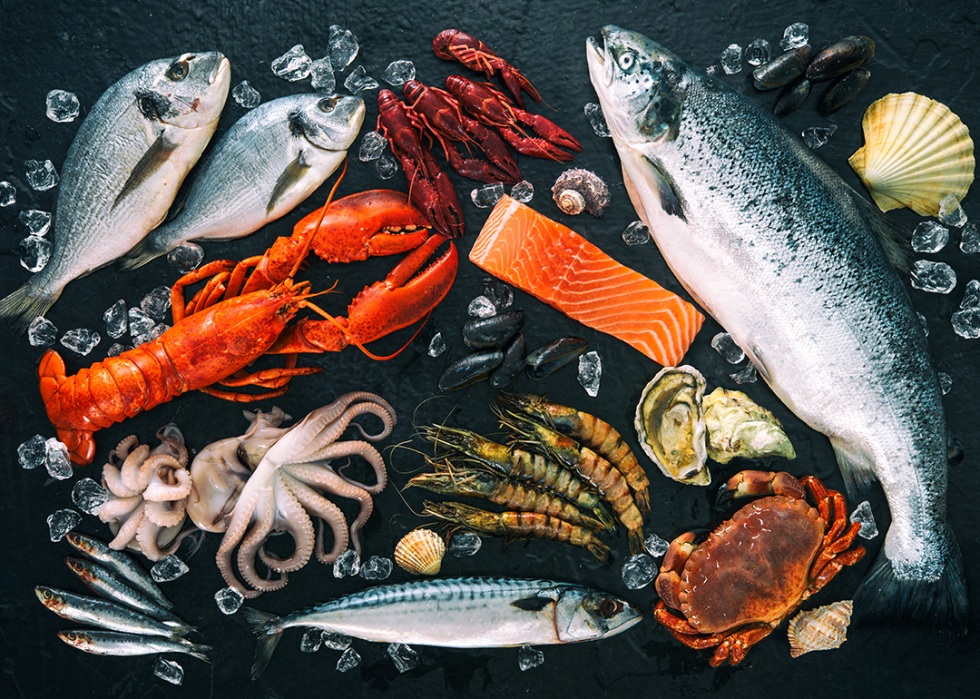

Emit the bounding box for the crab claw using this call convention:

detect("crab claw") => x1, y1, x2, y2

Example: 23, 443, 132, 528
402, 150, 466, 239
268, 235, 458, 354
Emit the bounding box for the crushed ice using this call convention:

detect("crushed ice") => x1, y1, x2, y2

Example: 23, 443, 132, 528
344, 66, 378, 94
107, 343, 130, 357
730, 363, 758, 384
621, 553, 657, 590
19, 235, 53, 272
214, 586, 245, 615
300, 628, 322, 652
938, 194, 968, 228
272, 45, 312, 81
427, 332, 447, 357
25, 159, 59, 191
644, 532, 670, 558
583, 103, 611, 137
333, 548, 360, 578
471, 182, 504, 208
322, 630, 352, 651
951, 280, 980, 339
911, 221, 949, 253
802, 125, 837, 150
911, 260, 956, 294
28, 316, 58, 346
328, 26, 359, 71
60, 328, 100, 355
578, 350, 601, 397
19, 209, 52, 236
780, 22, 809, 51
375, 153, 398, 179
151, 554, 189, 582
336, 647, 361, 672
359, 555, 393, 581
152, 658, 183, 685
381, 60, 415, 86
18, 435, 47, 469
510, 180, 534, 203
939, 372, 953, 395
467, 296, 497, 318
358, 131, 387, 162
0, 181, 16, 207
141, 286, 172, 320
518, 645, 545, 671
745, 38, 772, 66
128, 307, 157, 343
103, 300, 128, 339
449, 531, 481, 556
46, 89, 80, 122
622, 221, 650, 245
711, 332, 745, 363
72, 478, 109, 515
849, 501, 878, 539
311, 57, 336, 93
232, 80, 261, 109
47, 508, 81, 541
168, 242, 204, 273
720, 44, 742, 74
387, 642, 419, 673
959, 222, 980, 253
483, 278, 513, 310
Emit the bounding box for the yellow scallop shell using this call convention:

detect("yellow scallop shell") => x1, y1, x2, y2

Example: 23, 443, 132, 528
849, 92, 974, 216
787, 600, 853, 658
394, 528, 445, 575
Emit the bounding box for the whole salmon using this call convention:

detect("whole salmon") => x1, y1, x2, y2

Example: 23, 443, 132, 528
587, 26, 967, 632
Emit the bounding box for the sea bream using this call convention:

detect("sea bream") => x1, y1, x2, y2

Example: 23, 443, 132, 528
122, 93, 366, 269
0, 52, 230, 332
587, 26, 967, 632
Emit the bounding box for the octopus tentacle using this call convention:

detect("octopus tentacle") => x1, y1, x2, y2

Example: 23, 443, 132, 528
145, 497, 188, 529
237, 491, 287, 594
283, 393, 395, 463
98, 494, 141, 521
107, 501, 145, 550
155, 423, 189, 467
135, 518, 183, 561
109, 435, 140, 467
299, 441, 387, 494
285, 463, 373, 555
143, 458, 193, 501
102, 464, 140, 498
256, 474, 316, 573
120, 444, 151, 491
216, 488, 265, 597
285, 473, 350, 564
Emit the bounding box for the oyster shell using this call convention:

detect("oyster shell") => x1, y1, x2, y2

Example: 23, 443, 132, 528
552, 168, 610, 217
394, 528, 446, 575
702, 387, 796, 463
634, 365, 709, 486
787, 600, 853, 658
848, 92, 974, 216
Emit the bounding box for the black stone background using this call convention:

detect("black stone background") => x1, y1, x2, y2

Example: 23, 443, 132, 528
1, 1, 978, 697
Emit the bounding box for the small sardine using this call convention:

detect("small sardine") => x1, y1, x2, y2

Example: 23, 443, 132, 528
65, 532, 175, 611
57, 630, 211, 662
35, 586, 190, 640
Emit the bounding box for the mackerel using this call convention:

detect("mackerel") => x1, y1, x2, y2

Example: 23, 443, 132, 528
587, 26, 967, 632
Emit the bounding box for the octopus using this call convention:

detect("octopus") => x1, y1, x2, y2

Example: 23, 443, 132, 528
206, 392, 396, 597
98, 424, 194, 561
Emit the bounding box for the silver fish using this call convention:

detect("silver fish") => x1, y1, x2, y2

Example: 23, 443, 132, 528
57, 630, 210, 662
0, 52, 230, 332
122, 93, 366, 269
587, 26, 967, 632
65, 532, 175, 611
243, 577, 642, 679
35, 586, 190, 640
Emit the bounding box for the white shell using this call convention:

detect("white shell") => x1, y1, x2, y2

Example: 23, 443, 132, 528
849, 92, 974, 216
702, 387, 796, 463
551, 168, 610, 216
394, 529, 445, 575
787, 600, 853, 658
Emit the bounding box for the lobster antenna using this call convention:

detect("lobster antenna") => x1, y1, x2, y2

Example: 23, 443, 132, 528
288, 158, 349, 280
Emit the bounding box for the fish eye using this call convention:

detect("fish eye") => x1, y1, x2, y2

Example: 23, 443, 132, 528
599, 598, 623, 617
66, 632, 77, 641
167, 59, 189, 81
318, 96, 342, 113
618, 51, 636, 71
43, 590, 52, 599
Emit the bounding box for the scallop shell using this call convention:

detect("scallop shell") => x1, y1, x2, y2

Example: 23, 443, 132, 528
552, 168, 610, 217
848, 92, 974, 216
394, 528, 445, 575
702, 387, 796, 464
787, 600, 853, 658
634, 365, 710, 486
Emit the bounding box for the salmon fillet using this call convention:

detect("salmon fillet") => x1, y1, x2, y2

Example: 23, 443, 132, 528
470, 196, 704, 366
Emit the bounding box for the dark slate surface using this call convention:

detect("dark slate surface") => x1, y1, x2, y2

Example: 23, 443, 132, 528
0, 1, 977, 697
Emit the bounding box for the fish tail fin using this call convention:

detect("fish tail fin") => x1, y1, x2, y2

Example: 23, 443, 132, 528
120, 235, 167, 270
187, 642, 214, 663
241, 607, 284, 680
0, 282, 57, 335
853, 527, 969, 635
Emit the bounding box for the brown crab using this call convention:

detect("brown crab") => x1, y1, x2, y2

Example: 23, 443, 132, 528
653, 470, 865, 666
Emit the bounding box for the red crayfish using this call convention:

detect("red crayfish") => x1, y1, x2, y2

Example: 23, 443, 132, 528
39, 189, 458, 465
432, 29, 542, 109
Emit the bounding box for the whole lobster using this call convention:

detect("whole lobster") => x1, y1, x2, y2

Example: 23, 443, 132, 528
432, 29, 541, 109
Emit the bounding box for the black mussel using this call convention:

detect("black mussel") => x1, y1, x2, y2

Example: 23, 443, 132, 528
806, 36, 875, 81
525, 336, 588, 379
753, 44, 813, 90
463, 310, 526, 349
773, 78, 811, 117
438, 349, 504, 390
820, 68, 870, 115
490, 333, 526, 389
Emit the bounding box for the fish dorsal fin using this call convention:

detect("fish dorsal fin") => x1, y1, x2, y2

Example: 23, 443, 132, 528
642, 154, 687, 222
511, 589, 559, 612
267, 149, 311, 215
113, 133, 179, 209
848, 187, 911, 273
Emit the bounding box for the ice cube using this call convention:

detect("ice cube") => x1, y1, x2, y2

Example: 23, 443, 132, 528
311, 57, 336, 93
18, 435, 47, 469
471, 182, 504, 208
375, 153, 398, 179
911, 260, 956, 294
720, 44, 743, 74
146, 324, 169, 342
911, 221, 949, 253
151, 554, 189, 582
18, 235, 53, 272
938, 194, 968, 228
381, 60, 416, 86
577, 350, 601, 397
449, 531, 482, 557
620, 553, 657, 590
322, 630, 352, 651
467, 295, 497, 318
103, 300, 128, 339
518, 645, 545, 671
343, 66, 378, 94
802, 125, 837, 150
483, 278, 513, 310
72, 477, 109, 515
583, 103, 611, 137
644, 532, 670, 558
427, 331, 446, 357
0, 180, 15, 207
328, 26, 359, 71
745, 38, 772, 66
959, 222, 980, 253
25, 159, 59, 191
711, 332, 745, 364
272, 45, 312, 81
152, 657, 184, 685
60, 328, 101, 355
333, 548, 360, 578
959, 279, 980, 309
939, 371, 953, 395
336, 647, 361, 672
849, 500, 878, 539
232, 80, 261, 109
128, 307, 156, 341
387, 642, 419, 673
46, 89, 80, 122
730, 363, 758, 384
168, 242, 204, 273
622, 221, 650, 245
358, 131, 387, 162
917, 312, 929, 337
19, 209, 52, 236
47, 508, 81, 541
300, 628, 322, 652
214, 586, 245, 614
27, 316, 58, 347
359, 555, 393, 581
951, 308, 980, 338
510, 180, 534, 203
107, 342, 130, 357
141, 286, 172, 320
780, 22, 809, 51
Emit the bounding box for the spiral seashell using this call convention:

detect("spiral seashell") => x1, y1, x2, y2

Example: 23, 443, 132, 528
394, 528, 446, 575
551, 168, 610, 217
787, 600, 853, 658
848, 92, 974, 216
556, 189, 587, 215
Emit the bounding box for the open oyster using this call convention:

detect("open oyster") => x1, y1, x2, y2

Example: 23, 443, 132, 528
702, 387, 796, 463
634, 365, 709, 485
